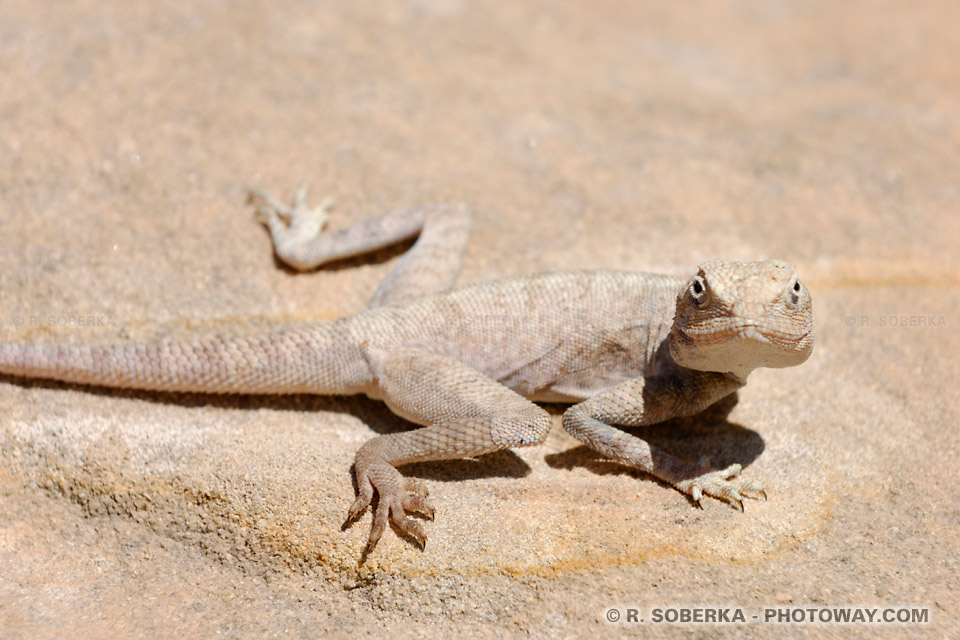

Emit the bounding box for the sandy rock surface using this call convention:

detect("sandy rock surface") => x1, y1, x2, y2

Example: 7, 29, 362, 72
1, 1, 957, 638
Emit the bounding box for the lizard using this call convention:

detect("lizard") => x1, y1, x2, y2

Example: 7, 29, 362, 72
0, 185, 814, 556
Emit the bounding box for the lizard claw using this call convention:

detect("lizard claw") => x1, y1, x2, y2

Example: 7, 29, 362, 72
677, 463, 765, 510
691, 485, 703, 508
345, 492, 372, 526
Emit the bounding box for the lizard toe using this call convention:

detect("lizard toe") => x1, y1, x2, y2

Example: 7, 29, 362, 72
345, 492, 372, 525
405, 478, 430, 500
401, 492, 435, 520
402, 479, 434, 518
363, 499, 391, 556
736, 479, 767, 500
718, 463, 743, 479
363, 492, 428, 556
345, 469, 376, 525
389, 505, 427, 549
248, 188, 293, 221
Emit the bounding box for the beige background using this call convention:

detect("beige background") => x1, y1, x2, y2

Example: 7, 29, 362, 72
1, 1, 957, 638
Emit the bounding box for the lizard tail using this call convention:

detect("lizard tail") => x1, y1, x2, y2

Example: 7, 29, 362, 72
0, 326, 360, 395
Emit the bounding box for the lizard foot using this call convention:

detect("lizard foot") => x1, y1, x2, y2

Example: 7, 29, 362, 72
249, 182, 333, 247
345, 463, 435, 557
675, 463, 766, 511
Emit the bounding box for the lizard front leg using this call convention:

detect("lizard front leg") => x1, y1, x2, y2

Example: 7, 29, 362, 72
562, 372, 765, 509
347, 347, 552, 556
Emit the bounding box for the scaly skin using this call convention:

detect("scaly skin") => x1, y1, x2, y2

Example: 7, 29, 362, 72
0, 187, 814, 557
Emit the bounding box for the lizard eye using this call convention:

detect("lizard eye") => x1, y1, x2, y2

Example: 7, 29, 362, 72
789, 279, 802, 306
690, 276, 709, 306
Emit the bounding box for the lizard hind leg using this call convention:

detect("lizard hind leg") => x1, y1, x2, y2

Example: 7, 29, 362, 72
248, 184, 471, 305
347, 347, 552, 556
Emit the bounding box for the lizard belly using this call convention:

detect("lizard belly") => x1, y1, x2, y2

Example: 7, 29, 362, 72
529, 368, 639, 403
498, 352, 647, 403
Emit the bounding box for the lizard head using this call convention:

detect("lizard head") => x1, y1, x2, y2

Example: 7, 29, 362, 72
669, 259, 814, 379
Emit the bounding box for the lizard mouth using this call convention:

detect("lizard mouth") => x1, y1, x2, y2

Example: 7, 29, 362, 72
678, 323, 810, 348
